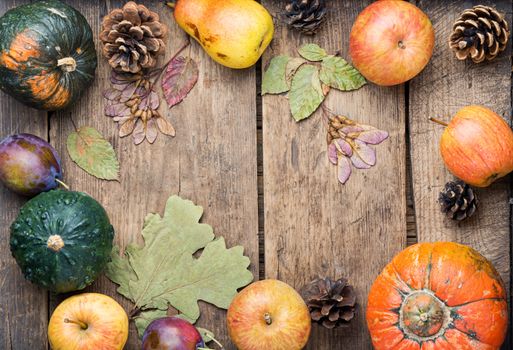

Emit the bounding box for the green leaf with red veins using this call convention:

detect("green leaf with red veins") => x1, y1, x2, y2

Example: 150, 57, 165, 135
320, 55, 366, 91
162, 56, 199, 108
298, 43, 328, 62
262, 55, 291, 94
289, 64, 325, 122
67, 126, 120, 181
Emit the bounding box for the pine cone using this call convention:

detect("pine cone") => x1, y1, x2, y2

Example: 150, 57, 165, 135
300, 277, 357, 329
449, 5, 509, 63
284, 0, 327, 35
100, 2, 167, 73
439, 180, 478, 221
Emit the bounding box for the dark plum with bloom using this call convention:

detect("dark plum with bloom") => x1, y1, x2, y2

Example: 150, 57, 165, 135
0, 133, 62, 196
142, 317, 205, 350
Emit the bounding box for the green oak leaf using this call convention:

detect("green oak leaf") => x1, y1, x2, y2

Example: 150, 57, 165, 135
134, 309, 168, 338
319, 55, 366, 91
67, 126, 119, 180
289, 64, 325, 122
106, 196, 254, 337
298, 43, 328, 62
262, 55, 291, 94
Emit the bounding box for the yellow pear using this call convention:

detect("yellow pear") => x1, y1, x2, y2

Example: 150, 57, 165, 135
174, 0, 274, 69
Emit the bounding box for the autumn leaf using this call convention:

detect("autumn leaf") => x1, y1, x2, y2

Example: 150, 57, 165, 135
162, 56, 199, 108
289, 64, 325, 122
319, 55, 366, 91
67, 126, 119, 180
262, 55, 290, 95
105, 196, 254, 337
134, 309, 167, 338
298, 43, 328, 62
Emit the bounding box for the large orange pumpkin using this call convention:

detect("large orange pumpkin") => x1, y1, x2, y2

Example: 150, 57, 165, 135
367, 242, 508, 349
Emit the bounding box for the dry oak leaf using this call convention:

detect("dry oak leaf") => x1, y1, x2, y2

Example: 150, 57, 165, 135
105, 195, 254, 337
67, 126, 119, 180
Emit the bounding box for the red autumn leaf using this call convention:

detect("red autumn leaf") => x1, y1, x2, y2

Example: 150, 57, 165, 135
161, 56, 199, 108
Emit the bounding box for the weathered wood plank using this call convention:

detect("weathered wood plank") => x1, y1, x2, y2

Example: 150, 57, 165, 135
409, 0, 511, 296
49, 1, 259, 348
0, 1, 49, 348
261, 1, 407, 348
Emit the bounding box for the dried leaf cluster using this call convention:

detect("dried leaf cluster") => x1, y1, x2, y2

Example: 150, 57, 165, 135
262, 43, 366, 121
103, 42, 198, 145
105, 195, 253, 337
101, 3, 199, 145
327, 115, 388, 184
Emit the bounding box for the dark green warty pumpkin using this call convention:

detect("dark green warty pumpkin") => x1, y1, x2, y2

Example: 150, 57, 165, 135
10, 190, 114, 293
0, 0, 97, 110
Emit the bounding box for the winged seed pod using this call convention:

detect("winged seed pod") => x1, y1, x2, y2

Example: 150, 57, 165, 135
327, 115, 388, 184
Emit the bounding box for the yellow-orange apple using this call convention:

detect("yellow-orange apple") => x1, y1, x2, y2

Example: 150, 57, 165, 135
48, 293, 129, 350
227, 279, 311, 350
349, 1, 434, 86
436, 105, 513, 187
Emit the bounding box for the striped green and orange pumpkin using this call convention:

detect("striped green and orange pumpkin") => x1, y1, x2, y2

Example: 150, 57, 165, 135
0, 0, 97, 110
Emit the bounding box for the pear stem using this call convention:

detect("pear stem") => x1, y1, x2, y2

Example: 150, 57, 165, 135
64, 318, 88, 330
55, 179, 70, 190
429, 117, 449, 127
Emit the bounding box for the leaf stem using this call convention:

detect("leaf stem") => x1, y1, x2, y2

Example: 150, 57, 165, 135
429, 117, 449, 127
55, 178, 70, 190
150, 38, 191, 87
129, 306, 142, 319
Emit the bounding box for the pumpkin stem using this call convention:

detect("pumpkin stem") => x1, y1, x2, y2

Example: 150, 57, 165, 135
64, 318, 88, 330
57, 57, 77, 73
55, 179, 70, 190
47, 235, 65, 252
429, 117, 449, 127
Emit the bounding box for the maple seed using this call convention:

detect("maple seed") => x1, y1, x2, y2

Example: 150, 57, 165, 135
326, 115, 388, 184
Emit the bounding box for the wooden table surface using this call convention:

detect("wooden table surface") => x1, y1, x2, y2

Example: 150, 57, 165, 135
0, 0, 511, 349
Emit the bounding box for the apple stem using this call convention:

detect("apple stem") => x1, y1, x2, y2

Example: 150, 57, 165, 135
64, 318, 88, 330
429, 117, 449, 127
55, 179, 70, 190
264, 312, 273, 325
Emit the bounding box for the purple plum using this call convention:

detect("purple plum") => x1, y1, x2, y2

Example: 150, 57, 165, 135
142, 317, 205, 350
0, 133, 63, 196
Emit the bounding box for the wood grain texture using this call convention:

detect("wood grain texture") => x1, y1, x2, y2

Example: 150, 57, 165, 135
0, 1, 49, 348
261, 1, 407, 348
48, 1, 259, 348
409, 0, 511, 290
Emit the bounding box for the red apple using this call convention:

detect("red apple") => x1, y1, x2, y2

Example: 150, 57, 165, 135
227, 279, 311, 350
48, 293, 129, 350
349, 1, 435, 86
436, 105, 513, 187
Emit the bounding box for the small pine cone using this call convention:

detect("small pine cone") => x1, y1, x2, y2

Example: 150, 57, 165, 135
100, 1, 167, 73
284, 0, 327, 35
449, 5, 509, 63
300, 277, 357, 329
439, 180, 478, 221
